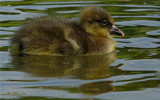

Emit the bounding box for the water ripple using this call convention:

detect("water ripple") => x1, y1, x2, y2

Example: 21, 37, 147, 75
116, 37, 160, 48
0, 12, 45, 21
108, 4, 160, 8
116, 20, 160, 27
125, 8, 160, 11
0, 0, 23, 2
146, 29, 160, 36
35, 1, 101, 5
15, 4, 104, 10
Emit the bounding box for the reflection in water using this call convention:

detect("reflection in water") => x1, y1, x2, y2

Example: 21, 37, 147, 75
11, 54, 116, 79
11, 53, 121, 95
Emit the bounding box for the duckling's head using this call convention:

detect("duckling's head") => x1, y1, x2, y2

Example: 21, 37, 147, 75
80, 6, 124, 37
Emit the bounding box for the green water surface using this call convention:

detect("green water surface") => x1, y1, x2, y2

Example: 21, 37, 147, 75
0, 0, 160, 100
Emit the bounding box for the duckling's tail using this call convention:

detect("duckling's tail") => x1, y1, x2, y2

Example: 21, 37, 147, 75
10, 34, 24, 55
10, 42, 24, 55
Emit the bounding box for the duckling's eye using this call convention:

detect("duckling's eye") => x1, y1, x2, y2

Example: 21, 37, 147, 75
101, 19, 107, 26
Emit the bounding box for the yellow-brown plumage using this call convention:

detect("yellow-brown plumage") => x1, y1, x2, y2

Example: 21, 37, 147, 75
11, 6, 124, 56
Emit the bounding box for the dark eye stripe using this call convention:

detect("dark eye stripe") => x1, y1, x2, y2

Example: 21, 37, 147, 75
95, 20, 101, 23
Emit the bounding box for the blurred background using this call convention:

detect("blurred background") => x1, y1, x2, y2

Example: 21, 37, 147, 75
0, 0, 160, 100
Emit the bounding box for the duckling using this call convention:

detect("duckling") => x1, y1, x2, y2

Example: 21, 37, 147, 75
11, 6, 124, 56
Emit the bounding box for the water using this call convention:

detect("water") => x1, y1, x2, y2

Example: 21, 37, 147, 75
0, 0, 160, 100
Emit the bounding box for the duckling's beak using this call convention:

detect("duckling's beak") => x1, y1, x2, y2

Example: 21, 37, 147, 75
110, 25, 124, 36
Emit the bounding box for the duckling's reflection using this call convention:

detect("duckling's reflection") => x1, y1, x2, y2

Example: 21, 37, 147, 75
12, 53, 116, 79
11, 53, 122, 95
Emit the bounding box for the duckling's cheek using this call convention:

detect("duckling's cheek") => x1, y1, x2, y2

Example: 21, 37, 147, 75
83, 23, 96, 35
83, 23, 109, 37
97, 28, 110, 37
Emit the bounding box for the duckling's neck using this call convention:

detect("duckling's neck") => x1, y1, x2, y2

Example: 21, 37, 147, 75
86, 34, 116, 55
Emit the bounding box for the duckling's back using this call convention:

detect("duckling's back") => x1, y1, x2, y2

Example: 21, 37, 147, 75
11, 17, 88, 55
